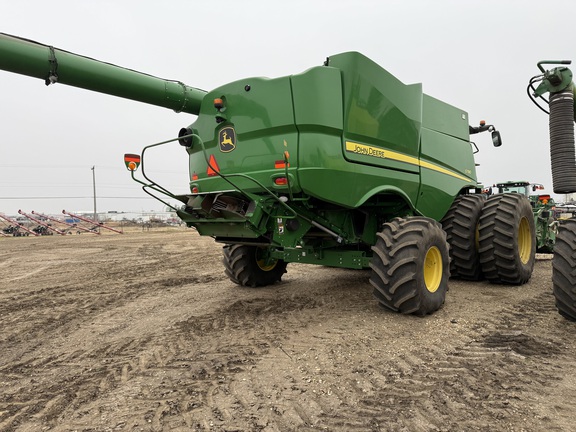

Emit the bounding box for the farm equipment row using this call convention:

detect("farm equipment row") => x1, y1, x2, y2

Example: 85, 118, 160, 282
0, 213, 37, 237
0, 210, 123, 236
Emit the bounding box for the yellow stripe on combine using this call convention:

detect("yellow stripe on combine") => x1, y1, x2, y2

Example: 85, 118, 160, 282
344, 141, 472, 183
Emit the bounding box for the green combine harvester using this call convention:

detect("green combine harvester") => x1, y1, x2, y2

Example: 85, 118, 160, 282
0, 33, 538, 316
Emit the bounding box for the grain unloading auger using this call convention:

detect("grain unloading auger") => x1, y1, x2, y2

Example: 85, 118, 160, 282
0, 33, 206, 114
0, 32, 537, 317
529, 61, 576, 321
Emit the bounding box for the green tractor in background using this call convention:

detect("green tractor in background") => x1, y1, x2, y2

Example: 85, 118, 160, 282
488, 180, 557, 253
0, 33, 539, 317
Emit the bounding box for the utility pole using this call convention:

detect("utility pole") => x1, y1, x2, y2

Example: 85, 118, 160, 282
91, 166, 98, 222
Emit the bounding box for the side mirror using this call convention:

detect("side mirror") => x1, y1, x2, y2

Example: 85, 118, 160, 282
491, 130, 502, 147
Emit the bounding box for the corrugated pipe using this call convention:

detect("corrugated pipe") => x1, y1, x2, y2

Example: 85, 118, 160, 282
549, 88, 576, 193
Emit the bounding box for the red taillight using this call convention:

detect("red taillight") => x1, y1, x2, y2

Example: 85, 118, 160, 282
274, 177, 288, 186
192, 186, 199, 194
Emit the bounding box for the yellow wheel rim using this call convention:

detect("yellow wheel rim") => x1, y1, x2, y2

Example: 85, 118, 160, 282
424, 246, 443, 293
256, 248, 278, 271
518, 217, 532, 264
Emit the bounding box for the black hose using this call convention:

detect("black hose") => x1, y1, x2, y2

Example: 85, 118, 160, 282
527, 77, 550, 115
549, 89, 576, 193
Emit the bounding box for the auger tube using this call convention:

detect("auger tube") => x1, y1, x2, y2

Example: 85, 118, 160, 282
0, 33, 206, 115
549, 88, 576, 193
530, 61, 576, 193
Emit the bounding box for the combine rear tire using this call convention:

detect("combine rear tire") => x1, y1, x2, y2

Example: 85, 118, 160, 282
223, 244, 287, 287
552, 219, 576, 321
370, 217, 450, 316
441, 194, 485, 280
478, 194, 535, 284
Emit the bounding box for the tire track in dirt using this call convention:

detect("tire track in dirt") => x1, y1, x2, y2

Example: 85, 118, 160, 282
33, 285, 335, 431
139, 279, 570, 430
145, 266, 573, 432
0, 276, 232, 427
0, 231, 223, 430
323, 293, 565, 431
285, 289, 572, 432
2, 234, 575, 431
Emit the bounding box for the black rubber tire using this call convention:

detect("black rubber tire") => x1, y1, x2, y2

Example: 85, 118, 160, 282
223, 244, 287, 287
478, 194, 536, 284
552, 219, 576, 321
441, 194, 486, 280
369, 216, 450, 316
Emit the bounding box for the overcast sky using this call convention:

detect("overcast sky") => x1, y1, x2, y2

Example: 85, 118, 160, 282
0, 0, 575, 217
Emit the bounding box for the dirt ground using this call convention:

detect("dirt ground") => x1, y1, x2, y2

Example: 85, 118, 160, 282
0, 227, 575, 432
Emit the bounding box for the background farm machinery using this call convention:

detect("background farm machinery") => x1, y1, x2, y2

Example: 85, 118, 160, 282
0, 213, 37, 237
0, 210, 123, 236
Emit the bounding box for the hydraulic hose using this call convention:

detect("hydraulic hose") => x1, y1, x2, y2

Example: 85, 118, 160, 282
549, 88, 576, 193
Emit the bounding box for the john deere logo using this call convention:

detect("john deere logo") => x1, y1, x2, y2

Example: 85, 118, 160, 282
219, 127, 236, 153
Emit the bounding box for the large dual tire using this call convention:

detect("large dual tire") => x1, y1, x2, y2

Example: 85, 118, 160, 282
223, 244, 287, 287
478, 194, 536, 284
369, 217, 450, 316
441, 194, 486, 280
552, 219, 576, 321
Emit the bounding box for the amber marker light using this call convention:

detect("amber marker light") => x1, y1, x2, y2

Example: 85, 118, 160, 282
275, 160, 290, 169
275, 150, 291, 169
124, 153, 141, 171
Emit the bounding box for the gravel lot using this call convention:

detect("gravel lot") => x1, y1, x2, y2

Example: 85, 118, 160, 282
1, 228, 575, 431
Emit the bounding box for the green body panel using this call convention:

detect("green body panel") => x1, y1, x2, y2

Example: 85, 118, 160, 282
418, 124, 477, 220
272, 248, 371, 269
188, 75, 299, 194
0, 33, 205, 114
177, 52, 478, 267
187, 52, 475, 207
